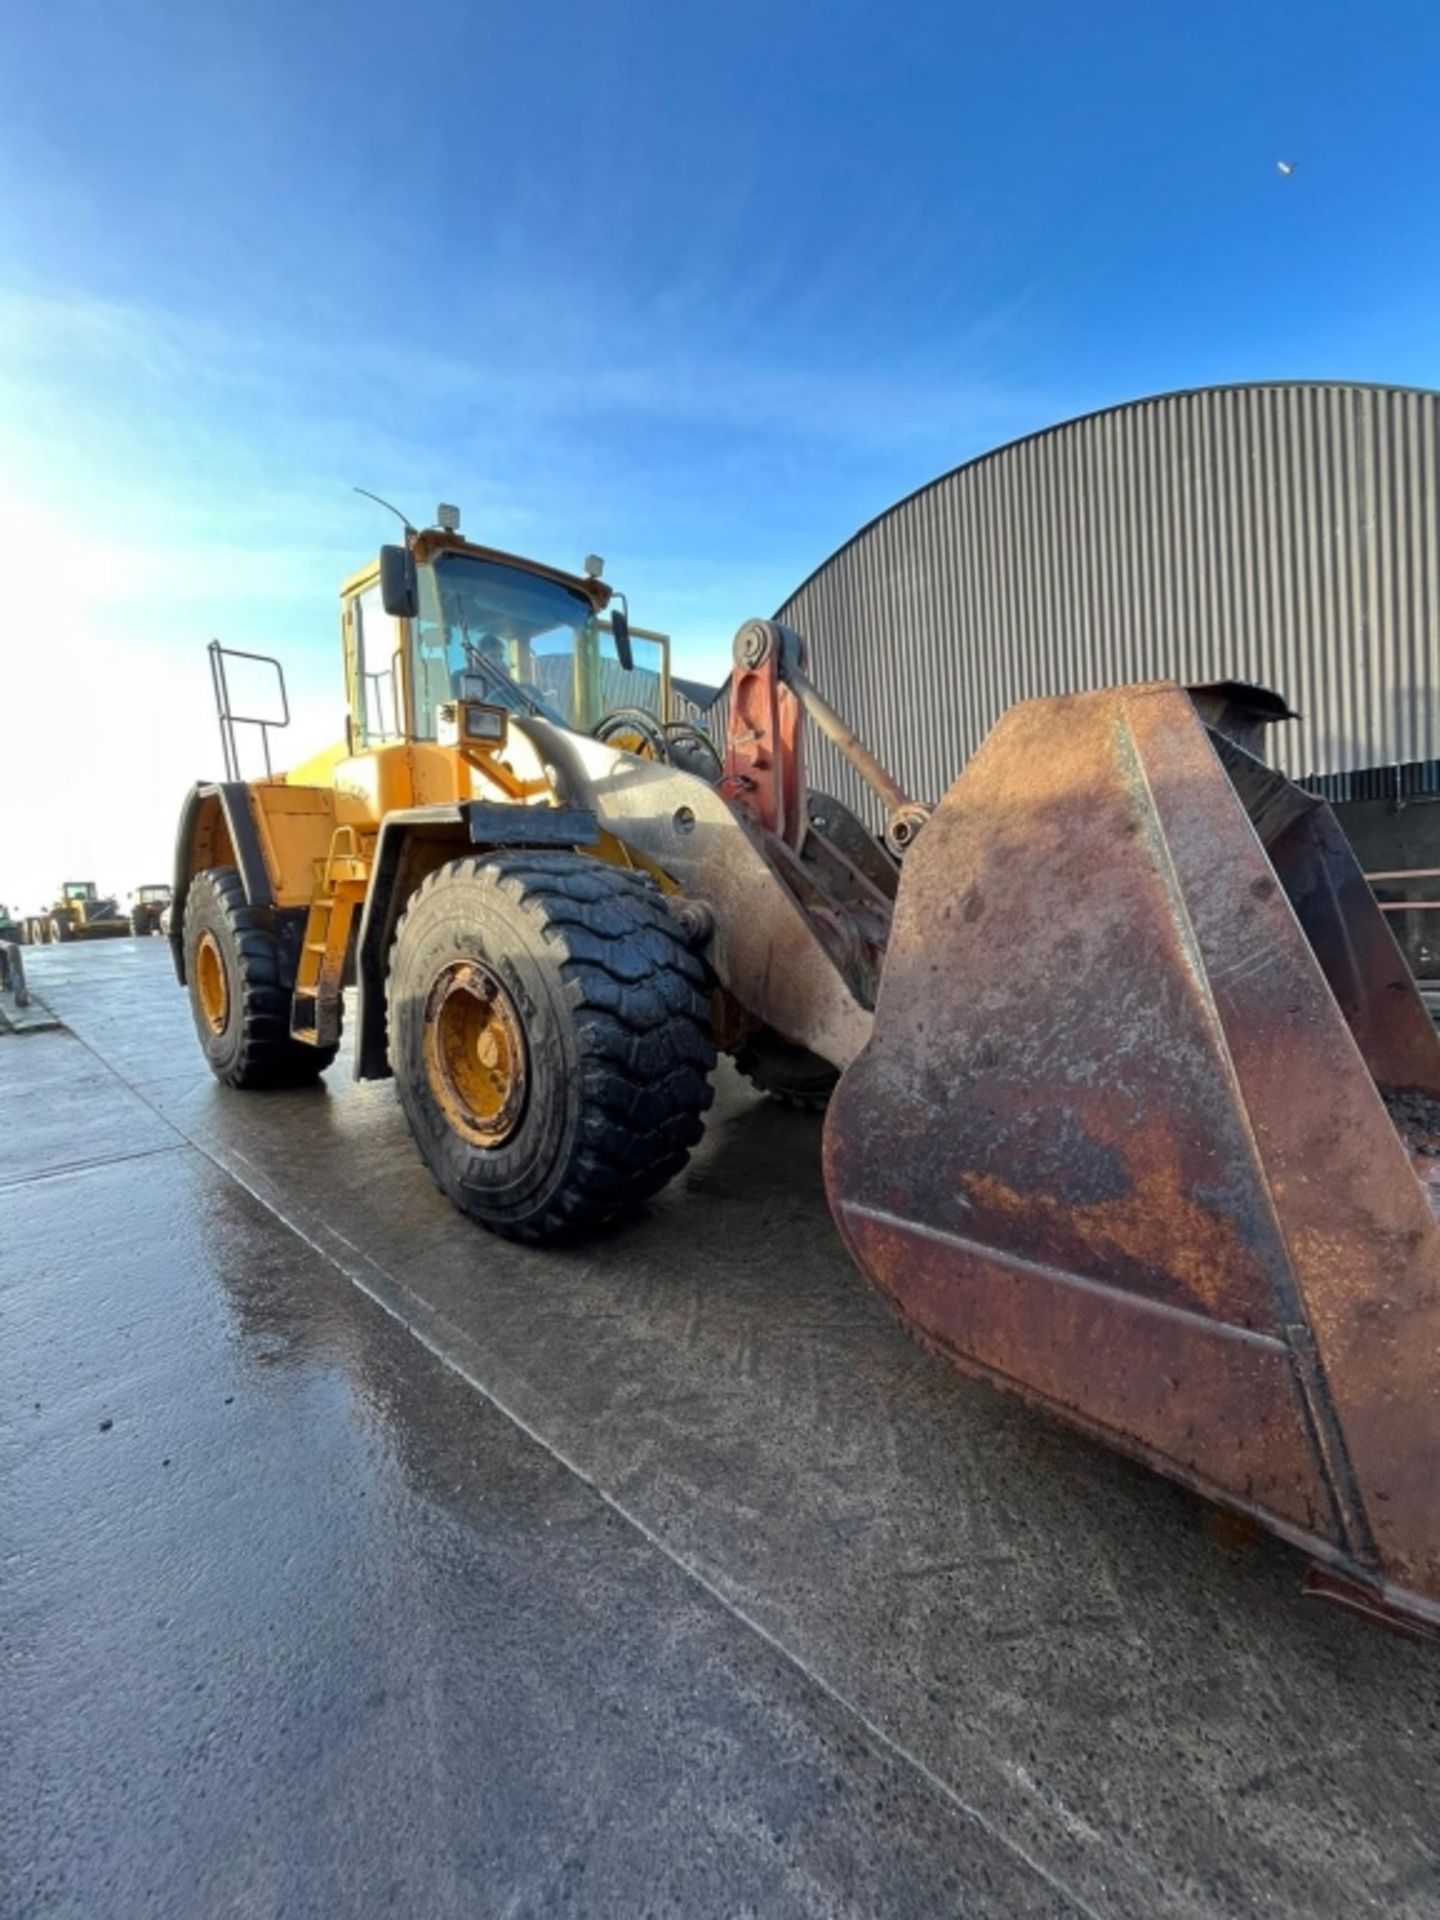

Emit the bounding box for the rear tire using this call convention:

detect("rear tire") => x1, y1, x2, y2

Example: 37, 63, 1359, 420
731, 1027, 839, 1112
184, 866, 336, 1088
388, 852, 716, 1242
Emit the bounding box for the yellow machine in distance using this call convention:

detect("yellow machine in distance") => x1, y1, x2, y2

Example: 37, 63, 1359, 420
25, 882, 129, 946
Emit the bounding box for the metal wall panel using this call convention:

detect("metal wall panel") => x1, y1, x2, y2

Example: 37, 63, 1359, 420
752, 383, 1440, 829
670, 685, 713, 727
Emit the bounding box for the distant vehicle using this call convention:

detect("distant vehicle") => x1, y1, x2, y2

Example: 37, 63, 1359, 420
129, 884, 172, 937
24, 881, 129, 946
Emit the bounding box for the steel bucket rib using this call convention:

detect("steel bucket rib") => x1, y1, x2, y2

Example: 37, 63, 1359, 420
824, 682, 1440, 1634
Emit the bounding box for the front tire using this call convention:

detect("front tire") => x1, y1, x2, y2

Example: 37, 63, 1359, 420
184, 867, 336, 1088
731, 1027, 839, 1112
388, 853, 715, 1242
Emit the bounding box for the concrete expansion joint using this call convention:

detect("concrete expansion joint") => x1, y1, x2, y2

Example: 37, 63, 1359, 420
0, 1139, 184, 1191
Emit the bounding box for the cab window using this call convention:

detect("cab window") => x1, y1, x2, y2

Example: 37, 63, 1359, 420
593, 621, 666, 721
410, 553, 665, 736
412, 554, 586, 735
353, 585, 403, 744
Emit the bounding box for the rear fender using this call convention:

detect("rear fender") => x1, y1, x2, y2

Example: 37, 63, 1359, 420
169, 783, 272, 983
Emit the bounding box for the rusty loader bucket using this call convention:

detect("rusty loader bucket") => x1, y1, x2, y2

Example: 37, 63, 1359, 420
825, 682, 1440, 1634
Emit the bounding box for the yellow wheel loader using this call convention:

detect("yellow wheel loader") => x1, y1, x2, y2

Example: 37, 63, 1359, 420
172, 509, 1440, 1639
32, 881, 130, 945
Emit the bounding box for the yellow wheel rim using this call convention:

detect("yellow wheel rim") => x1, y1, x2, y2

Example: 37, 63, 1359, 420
610, 727, 658, 758
422, 961, 528, 1148
196, 931, 230, 1035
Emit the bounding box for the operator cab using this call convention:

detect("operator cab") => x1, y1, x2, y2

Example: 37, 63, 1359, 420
344, 510, 669, 750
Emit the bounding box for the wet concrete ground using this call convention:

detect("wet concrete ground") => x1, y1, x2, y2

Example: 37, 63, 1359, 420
5, 939, 1439, 1918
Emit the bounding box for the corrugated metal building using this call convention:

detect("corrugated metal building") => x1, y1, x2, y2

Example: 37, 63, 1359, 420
738, 382, 1440, 828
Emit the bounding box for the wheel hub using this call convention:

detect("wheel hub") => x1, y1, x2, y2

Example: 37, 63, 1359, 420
422, 960, 528, 1147
195, 931, 230, 1034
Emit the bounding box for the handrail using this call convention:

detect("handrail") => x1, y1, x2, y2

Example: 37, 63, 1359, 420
321, 825, 367, 890
208, 640, 291, 780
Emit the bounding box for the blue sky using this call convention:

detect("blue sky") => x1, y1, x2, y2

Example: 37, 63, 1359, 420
2, 0, 1439, 904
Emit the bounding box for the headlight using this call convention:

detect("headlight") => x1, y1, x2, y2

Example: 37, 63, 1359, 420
464, 704, 507, 744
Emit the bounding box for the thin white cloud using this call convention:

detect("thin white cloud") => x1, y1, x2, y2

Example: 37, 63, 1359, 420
0, 270, 1052, 909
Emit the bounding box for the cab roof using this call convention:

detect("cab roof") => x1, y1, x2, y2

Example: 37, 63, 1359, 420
341, 530, 613, 609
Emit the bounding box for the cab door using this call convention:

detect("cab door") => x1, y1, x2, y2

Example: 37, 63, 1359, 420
342, 581, 408, 745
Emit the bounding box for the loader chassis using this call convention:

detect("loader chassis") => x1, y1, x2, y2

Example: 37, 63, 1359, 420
172, 519, 1440, 1639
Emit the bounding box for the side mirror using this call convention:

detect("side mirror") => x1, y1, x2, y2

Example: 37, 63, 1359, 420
610, 599, 634, 673
379, 544, 418, 619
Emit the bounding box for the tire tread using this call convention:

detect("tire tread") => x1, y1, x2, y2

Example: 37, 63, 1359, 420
186, 867, 336, 1088
389, 852, 715, 1241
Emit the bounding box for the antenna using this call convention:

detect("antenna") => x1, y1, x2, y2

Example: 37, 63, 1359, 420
353, 486, 418, 535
